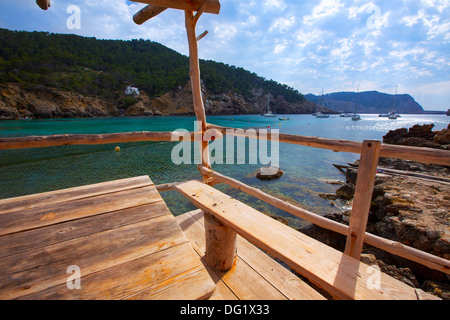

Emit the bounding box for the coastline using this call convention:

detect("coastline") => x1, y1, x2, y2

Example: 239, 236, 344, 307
302, 124, 450, 299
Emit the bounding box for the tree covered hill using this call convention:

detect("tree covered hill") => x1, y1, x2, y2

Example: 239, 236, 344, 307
0, 28, 306, 109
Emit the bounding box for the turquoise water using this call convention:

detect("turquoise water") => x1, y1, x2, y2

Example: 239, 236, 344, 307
0, 114, 448, 228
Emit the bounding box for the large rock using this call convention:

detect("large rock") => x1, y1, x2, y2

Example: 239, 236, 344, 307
383, 124, 450, 149
336, 183, 355, 200
434, 129, 450, 145
256, 167, 284, 180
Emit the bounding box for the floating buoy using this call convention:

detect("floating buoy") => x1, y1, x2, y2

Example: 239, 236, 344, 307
115, 146, 120, 152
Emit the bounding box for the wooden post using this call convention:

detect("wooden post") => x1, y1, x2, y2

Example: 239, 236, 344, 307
185, 10, 211, 177
204, 213, 237, 271
344, 140, 381, 260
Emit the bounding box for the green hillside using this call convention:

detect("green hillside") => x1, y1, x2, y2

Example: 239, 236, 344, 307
0, 28, 305, 104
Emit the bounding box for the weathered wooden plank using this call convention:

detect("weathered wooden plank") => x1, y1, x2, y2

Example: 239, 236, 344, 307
0, 176, 153, 215
0, 201, 168, 258
176, 210, 325, 300
0, 215, 187, 299
345, 140, 381, 259
0, 185, 160, 236
173, 180, 428, 300
19, 243, 215, 300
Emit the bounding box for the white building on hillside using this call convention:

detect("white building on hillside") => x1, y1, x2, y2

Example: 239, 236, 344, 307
125, 85, 140, 96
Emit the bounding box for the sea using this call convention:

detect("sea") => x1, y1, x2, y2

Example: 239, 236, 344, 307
1, 114, 448, 229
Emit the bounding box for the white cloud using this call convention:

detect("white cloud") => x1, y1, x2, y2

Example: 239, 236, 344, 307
269, 15, 296, 32
420, 0, 450, 13
303, 0, 344, 25
263, 0, 287, 12
274, 43, 287, 54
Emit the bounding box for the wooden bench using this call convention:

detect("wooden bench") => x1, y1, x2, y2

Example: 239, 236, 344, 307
173, 180, 437, 300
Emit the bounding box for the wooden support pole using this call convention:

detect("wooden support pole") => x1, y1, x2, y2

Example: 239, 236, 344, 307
345, 140, 381, 260
185, 10, 211, 175
204, 212, 237, 271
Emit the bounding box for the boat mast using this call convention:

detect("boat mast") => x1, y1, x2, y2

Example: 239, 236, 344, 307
391, 85, 398, 114
354, 84, 359, 114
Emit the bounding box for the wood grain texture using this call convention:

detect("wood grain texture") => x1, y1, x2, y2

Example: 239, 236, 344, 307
0, 176, 216, 300
176, 210, 326, 300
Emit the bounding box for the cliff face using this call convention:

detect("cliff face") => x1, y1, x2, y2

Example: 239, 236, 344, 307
0, 83, 119, 119
127, 81, 324, 116
0, 82, 322, 120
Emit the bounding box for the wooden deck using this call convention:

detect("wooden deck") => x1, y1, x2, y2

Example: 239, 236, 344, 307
176, 209, 326, 300
0, 175, 440, 300
0, 176, 215, 300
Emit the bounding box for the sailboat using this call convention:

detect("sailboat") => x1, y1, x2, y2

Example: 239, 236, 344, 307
263, 93, 276, 117
315, 89, 330, 118
388, 85, 399, 120
351, 85, 361, 121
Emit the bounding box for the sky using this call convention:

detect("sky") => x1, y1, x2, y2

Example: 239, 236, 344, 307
0, 0, 449, 111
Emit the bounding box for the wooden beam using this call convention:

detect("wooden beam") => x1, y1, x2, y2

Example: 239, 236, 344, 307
132, 0, 220, 14
197, 30, 209, 41
0, 131, 197, 150
344, 140, 381, 260
133, 4, 167, 25
36, 0, 51, 10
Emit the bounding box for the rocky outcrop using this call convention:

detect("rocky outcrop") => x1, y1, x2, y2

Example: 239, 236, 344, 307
0, 83, 119, 119
383, 123, 450, 150
302, 124, 450, 299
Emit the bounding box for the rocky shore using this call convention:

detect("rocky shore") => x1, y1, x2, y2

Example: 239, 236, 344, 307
0, 82, 322, 120
303, 124, 450, 299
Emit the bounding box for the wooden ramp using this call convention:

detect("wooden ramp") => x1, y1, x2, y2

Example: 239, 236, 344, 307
176, 210, 326, 300
0, 176, 215, 300
173, 180, 437, 300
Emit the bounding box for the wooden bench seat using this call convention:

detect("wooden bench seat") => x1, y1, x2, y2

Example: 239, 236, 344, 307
173, 180, 436, 300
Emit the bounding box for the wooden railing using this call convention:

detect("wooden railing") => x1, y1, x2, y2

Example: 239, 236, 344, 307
1, 128, 448, 275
